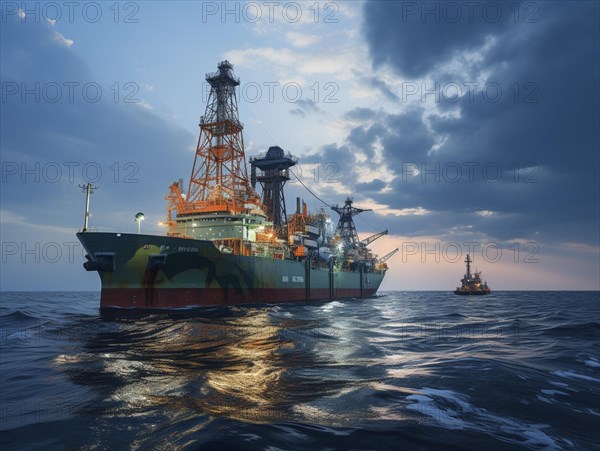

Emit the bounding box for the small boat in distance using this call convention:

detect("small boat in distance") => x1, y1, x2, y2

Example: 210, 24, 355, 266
454, 254, 491, 295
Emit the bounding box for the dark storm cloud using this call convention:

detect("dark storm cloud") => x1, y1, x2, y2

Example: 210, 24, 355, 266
355, 178, 385, 193
364, 0, 516, 79
305, 142, 358, 183
347, 122, 388, 160
344, 107, 378, 122
0, 15, 192, 228
378, 111, 436, 163
352, 1, 599, 244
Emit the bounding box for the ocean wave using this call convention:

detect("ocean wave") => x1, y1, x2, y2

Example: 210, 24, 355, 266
584, 358, 600, 368
551, 370, 600, 383
1, 291, 599, 449
406, 387, 566, 449
1, 320, 54, 342
542, 322, 600, 338
0, 310, 38, 321
443, 313, 468, 318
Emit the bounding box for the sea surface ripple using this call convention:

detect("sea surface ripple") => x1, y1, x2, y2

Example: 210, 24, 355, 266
1, 291, 599, 450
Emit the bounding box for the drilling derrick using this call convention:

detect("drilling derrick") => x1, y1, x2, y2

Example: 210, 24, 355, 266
171, 60, 260, 215
78, 59, 391, 309
250, 146, 297, 238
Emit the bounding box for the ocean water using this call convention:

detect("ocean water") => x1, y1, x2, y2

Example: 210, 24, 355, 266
0, 291, 598, 450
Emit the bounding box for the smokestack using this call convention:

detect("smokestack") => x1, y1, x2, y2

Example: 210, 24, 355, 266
302, 201, 307, 217
296, 197, 301, 214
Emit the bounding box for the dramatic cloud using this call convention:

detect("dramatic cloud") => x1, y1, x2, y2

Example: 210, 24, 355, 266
364, 1, 515, 79
1, 2, 597, 290
349, 1, 599, 246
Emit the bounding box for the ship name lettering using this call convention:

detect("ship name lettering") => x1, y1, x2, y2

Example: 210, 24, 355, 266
176, 246, 198, 252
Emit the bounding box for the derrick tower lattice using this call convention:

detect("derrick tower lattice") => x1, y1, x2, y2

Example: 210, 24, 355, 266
169, 60, 260, 216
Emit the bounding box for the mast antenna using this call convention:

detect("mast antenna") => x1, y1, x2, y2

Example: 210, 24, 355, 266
79, 182, 99, 232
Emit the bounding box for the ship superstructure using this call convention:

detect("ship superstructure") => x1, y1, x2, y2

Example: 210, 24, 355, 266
77, 61, 393, 308
454, 254, 491, 295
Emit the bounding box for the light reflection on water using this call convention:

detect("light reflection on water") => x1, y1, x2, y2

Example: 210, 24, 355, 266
70, 309, 362, 428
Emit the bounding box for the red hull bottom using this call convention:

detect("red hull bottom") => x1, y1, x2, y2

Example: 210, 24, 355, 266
100, 287, 379, 309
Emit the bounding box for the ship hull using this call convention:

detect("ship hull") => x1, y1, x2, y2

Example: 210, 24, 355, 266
77, 232, 385, 309
454, 290, 491, 295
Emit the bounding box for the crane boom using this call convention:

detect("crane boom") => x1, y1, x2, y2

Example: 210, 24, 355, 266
361, 230, 388, 246
380, 248, 399, 263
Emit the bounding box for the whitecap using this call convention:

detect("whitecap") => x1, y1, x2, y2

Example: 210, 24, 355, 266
552, 370, 600, 382
540, 389, 568, 396
319, 301, 344, 312
405, 392, 467, 429
6, 330, 33, 340
406, 387, 561, 449
584, 359, 600, 368
523, 426, 559, 448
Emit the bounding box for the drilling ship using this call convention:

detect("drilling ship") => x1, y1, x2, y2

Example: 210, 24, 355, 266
77, 61, 396, 309
454, 254, 491, 295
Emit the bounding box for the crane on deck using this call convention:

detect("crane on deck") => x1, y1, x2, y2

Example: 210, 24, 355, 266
380, 248, 399, 263
375, 247, 399, 271
360, 230, 388, 246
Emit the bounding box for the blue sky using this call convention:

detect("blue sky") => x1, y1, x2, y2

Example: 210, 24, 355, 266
1, 1, 599, 290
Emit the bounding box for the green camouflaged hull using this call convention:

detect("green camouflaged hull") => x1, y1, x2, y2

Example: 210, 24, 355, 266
77, 232, 385, 308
